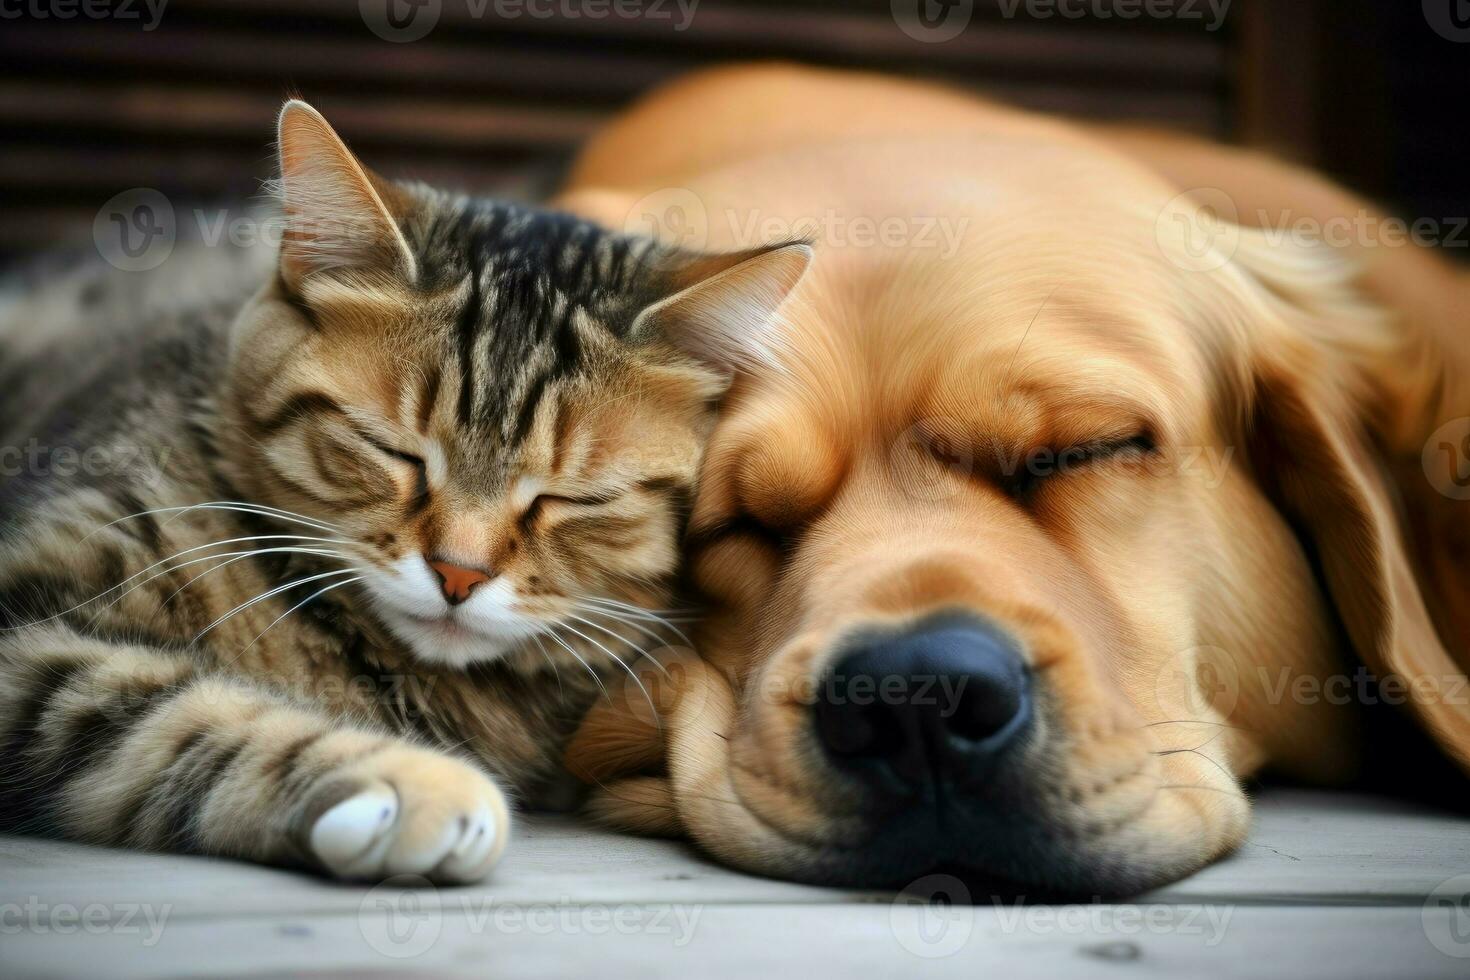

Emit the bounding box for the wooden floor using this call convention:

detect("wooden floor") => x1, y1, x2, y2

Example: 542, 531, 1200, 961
4, 788, 1470, 978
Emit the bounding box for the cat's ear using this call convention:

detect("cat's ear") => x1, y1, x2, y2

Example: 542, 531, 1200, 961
274, 100, 417, 292
631, 241, 812, 374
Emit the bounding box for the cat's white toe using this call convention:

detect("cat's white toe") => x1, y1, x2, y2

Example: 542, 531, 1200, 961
305, 749, 510, 883
383, 802, 507, 883
435, 806, 501, 882
310, 784, 399, 877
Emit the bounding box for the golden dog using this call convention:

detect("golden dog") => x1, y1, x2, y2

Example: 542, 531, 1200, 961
558, 65, 1470, 894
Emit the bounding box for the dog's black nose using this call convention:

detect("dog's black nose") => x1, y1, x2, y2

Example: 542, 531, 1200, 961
814, 615, 1030, 786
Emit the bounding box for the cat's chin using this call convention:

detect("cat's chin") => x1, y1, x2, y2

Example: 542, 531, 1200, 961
384, 611, 540, 670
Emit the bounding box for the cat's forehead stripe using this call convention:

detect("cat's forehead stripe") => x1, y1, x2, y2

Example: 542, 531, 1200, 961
422, 196, 659, 444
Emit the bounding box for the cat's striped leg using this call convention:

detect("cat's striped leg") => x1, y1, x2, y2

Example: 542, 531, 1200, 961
0, 627, 510, 882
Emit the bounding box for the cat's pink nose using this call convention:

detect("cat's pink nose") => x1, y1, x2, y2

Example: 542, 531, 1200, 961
427, 558, 493, 606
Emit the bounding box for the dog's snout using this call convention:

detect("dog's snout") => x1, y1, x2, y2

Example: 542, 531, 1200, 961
814, 615, 1030, 786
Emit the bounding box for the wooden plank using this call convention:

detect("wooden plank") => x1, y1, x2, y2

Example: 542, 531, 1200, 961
1152, 789, 1470, 904
3, 790, 1467, 977
0, 816, 851, 921
0, 905, 1464, 979
2, 790, 1467, 922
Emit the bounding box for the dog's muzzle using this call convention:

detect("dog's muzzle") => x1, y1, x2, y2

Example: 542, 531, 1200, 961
815, 613, 1032, 787
808, 612, 1067, 886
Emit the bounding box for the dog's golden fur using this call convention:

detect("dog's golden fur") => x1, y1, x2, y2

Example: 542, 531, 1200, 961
559, 65, 1470, 892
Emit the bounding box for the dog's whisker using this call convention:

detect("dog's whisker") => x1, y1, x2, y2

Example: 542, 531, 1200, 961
584, 772, 748, 818
1152, 746, 1235, 784
1155, 783, 1240, 797
1143, 719, 1252, 731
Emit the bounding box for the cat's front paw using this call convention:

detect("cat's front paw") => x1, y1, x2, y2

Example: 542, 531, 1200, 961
300, 746, 510, 883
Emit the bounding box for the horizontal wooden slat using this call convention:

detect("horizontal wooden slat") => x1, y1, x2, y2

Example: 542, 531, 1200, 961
202, 0, 1236, 42
0, 84, 604, 146
0, 0, 1234, 256
0, 22, 692, 103
0, 78, 1217, 152
0, 146, 542, 195
0, 10, 1226, 93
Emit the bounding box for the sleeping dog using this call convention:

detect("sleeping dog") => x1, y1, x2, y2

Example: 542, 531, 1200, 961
559, 65, 1470, 894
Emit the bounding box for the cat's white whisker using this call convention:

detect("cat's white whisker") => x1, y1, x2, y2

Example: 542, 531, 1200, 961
556, 621, 658, 719
543, 630, 613, 704
573, 595, 694, 647
195, 568, 364, 643
168, 501, 344, 535
229, 575, 366, 660
531, 634, 565, 697
83, 501, 342, 542
575, 594, 696, 620
565, 610, 672, 679
157, 548, 354, 609
0, 535, 356, 633
570, 600, 680, 642
86, 545, 353, 628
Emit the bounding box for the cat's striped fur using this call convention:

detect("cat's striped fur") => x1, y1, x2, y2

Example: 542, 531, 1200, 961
0, 102, 808, 881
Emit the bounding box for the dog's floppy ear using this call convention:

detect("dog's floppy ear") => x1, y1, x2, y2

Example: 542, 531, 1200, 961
1230, 230, 1470, 772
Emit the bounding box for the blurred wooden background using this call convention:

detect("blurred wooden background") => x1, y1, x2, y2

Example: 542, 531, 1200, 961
0, 0, 1463, 259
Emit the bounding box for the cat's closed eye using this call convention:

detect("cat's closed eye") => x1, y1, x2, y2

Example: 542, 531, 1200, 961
358, 435, 429, 508
521, 490, 623, 528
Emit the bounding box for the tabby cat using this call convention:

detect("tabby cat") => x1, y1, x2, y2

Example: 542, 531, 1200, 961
0, 101, 808, 881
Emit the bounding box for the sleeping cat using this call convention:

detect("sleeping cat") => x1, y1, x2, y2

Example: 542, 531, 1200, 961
0, 101, 809, 881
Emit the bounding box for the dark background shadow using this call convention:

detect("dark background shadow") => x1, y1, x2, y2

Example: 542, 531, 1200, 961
0, 0, 1465, 263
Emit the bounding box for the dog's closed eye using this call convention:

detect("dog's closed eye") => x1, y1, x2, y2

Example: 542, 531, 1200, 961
927, 431, 1157, 500
697, 512, 800, 559
1006, 432, 1158, 500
